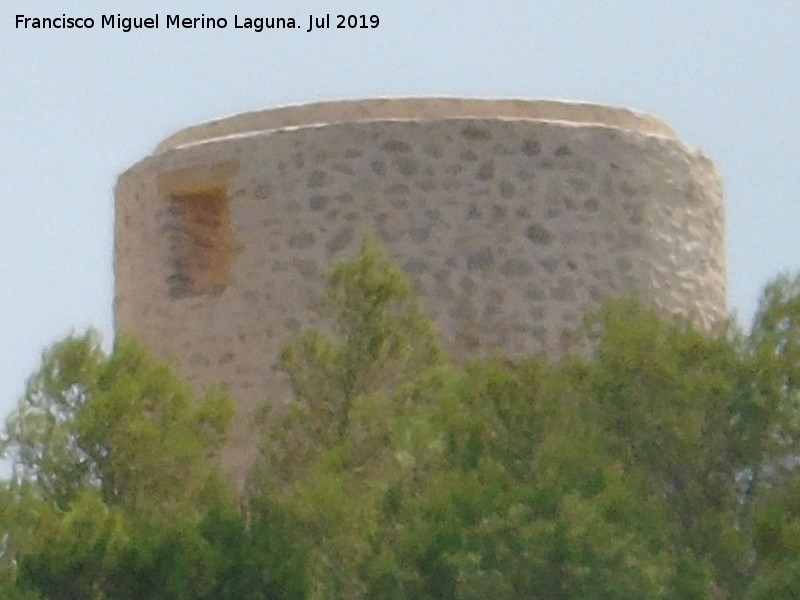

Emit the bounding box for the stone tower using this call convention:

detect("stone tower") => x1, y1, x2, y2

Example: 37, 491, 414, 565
114, 98, 726, 482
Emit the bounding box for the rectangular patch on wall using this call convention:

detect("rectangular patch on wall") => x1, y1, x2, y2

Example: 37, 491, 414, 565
165, 187, 232, 297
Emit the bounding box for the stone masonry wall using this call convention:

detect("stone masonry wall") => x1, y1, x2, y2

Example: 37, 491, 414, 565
114, 99, 726, 483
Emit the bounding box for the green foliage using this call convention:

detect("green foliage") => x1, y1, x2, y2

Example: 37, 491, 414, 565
15, 490, 128, 600
253, 239, 800, 599
584, 302, 752, 588
3, 333, 234, 514
744, 472, 800, 599
278, 235, 444, 442
251, 237, 444, 598
0, 333, 280, 599
5, 238, 800, 599
740, 273, 800, 599
353, 358, 674, 600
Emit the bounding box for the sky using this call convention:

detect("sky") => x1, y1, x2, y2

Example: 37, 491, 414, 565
1, 1, 799, 425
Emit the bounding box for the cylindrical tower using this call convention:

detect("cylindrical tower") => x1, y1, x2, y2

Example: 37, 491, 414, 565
114, 98, 725, 482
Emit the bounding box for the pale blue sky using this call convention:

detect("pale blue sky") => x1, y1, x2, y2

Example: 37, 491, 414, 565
2, 1, 799, 423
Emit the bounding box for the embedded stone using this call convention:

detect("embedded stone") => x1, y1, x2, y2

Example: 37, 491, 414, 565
476, 160, 495, 181
461, 149, 479, 162
396, 157, 419, 175
525, 223, 553, 245
522, 139, 542, 156
499, 180, 515, 198
254, 182, 273, 198
461, 125, 492, 140
554, 145, 572, 157
500, 258, 533, 277
308, 170, 326, 188
288, 231, 315, 249
403, 258, 429, 273
309, 195, 329, 211
370, 159, 386, 176
326, 227, 353, 253
466, 247, 495, 270
383, 139, 411, 153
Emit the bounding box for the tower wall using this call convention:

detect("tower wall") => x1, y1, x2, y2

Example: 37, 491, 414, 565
114, 98, 726, 482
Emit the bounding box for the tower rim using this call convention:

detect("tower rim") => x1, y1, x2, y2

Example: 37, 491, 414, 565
154, 97, 678, 153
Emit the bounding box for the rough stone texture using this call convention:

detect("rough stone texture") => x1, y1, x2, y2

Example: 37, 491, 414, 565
114, 98, 726, 484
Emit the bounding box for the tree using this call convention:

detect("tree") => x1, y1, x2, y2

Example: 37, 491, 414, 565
0, 332, 255, 598
6, 237, 800, 599
3, 332, 234, 513
277, 235, 444, 442
739, 273, 800, 599
250, 241, 685, 598
355, 357, 675, 599
582, 302, 749, 589
252, 238, 800, 599
249, 237, 447, 598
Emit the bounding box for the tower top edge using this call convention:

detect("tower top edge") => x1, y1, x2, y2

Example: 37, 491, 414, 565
153, 97, 679, 153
